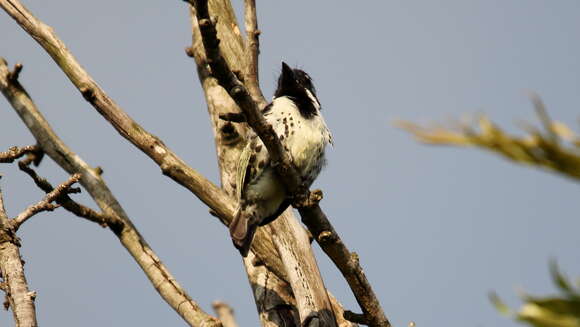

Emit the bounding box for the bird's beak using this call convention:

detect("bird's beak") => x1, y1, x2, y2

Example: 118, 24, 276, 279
281, 61, 295, 80
280, 61, 297, 89
281, 61, 292, 75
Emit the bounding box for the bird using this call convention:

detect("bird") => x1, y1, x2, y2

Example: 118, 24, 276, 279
229, 62, 333, 257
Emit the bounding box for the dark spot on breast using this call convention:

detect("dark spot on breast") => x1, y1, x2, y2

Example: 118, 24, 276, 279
256, 145, 262, 152
249, 154, 256, 163
290, 123, 294, 127
258, 160, 265, 168
280, 135, 285, 141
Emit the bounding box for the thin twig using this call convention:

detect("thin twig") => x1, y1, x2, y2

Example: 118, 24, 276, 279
17, 156, 114, 228
11, 173, 80, 229
243, 0, 266, 108
219, 112, 246, 123
191, 1, 390, 326
7, 62, 22, 82
0, 145, 39, 163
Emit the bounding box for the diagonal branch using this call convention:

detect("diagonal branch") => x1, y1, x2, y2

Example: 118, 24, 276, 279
190, 1, 390, 326
0, 58, 221, 327
11, 173, 80, 229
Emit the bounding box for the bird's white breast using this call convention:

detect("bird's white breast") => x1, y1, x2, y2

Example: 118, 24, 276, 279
266, 97, 332, 183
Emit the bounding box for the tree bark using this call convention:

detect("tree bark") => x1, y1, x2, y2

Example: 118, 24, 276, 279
0, 185, 38, 327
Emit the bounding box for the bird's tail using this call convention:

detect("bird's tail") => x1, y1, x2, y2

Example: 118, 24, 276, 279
229, 209, 257, 257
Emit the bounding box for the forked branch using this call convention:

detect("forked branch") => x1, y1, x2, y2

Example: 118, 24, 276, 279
0, 57, 220, 327
11, 172, 80, 229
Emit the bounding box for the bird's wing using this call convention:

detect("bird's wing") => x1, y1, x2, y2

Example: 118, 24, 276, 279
236, 139, 253, 200
236, 133, 272, 198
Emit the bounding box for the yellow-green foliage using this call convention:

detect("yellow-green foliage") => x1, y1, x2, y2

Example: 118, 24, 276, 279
490, 262, 580, 327
397, 95, 580, 180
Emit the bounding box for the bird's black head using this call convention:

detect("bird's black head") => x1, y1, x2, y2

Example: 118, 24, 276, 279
274, 62, 320, 118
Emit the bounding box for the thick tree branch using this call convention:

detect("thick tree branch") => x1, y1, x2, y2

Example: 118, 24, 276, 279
0, 58, 221, 327
243, 0, 266, 108
11, 173, 80, 229
0, 145, 39, 163
190, 1, 390, 326
0, 183, 38, 327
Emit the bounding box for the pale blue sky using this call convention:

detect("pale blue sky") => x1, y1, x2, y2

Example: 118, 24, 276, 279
1, 1, 580, 326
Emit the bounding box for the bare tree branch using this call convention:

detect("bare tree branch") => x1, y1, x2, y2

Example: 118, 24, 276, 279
0, 145, 39, 163
243, 0, 266, 108
0, 182, 38, 327
190, 1, 390, 326
268, 209, 338, 326
0, 58, 221, 327
11, 173, 80, 229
